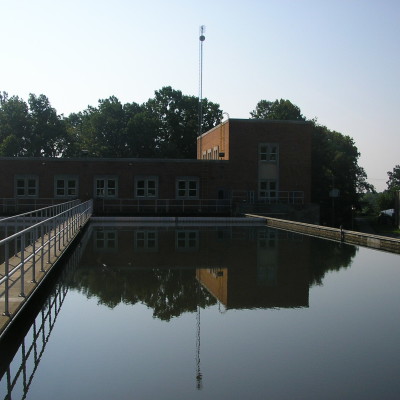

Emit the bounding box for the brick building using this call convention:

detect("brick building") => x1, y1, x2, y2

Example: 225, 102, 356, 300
0, 119, 315, 219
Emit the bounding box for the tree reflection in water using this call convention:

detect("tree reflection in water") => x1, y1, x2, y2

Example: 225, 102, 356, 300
68, 267, 216, 321
66, 226, 357, 319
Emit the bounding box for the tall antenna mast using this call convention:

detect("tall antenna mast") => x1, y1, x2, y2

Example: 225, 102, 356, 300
198, 25, 206, 137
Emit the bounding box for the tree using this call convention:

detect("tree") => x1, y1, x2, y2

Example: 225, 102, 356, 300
311, 124, 374, 225
250, 98, 374, 226
126, 111, 158, 158
0, 92, 68, 157
145, 86, 222, 158
0, 92, 31, 156
65, 97, 143, 157
386, 165, 400, 191
376, 165, 400, 211
250, 99, 305, 121
27, 94, 68, 157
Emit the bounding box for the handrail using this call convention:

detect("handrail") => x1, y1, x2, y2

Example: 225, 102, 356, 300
0, 199, 80, 223
0, 200, 93, 317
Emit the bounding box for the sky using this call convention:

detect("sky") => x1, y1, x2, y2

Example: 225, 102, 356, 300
1, 0, 399, 191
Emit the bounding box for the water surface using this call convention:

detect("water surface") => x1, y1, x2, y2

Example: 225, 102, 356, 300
0, 224, 399, 400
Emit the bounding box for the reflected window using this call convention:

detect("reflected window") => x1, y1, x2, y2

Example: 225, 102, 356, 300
257, 264, 278, 286
258, 229, 276, 248
135, 230, 158, 251
95, 230, 117, 251
176, 230, 199, 250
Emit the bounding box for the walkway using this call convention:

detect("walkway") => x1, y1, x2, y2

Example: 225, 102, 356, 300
0, 200, 92, 336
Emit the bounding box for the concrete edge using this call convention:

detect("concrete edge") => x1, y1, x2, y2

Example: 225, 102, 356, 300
246, 214, 400, 254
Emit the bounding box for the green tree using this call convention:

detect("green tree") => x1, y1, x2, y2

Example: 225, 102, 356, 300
65, 97, 143, 157
0, 92, 67, 157
386, 165, 400, 190
27, 94, 68, 157
145, 86, 222, 158
376, 165, 400, 210
0, 92, 31, 156
250, 99, 305, 121
126, 111, 159, 158
250, 98, 374, 226
311, 124, 374, 225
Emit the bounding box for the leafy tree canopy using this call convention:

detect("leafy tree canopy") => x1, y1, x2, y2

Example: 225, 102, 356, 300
0, 91, 67, 157
250, 98, 374, 226
386, 165, 400, 191
250, 99, 305, 121
62, 86, 222, 159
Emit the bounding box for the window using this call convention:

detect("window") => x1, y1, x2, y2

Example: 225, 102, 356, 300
258, 229, 276, 248
15, 175, 38, 197
176, 177, 199, 199
95, 176, 118, 198
94, 230, 117, 251
213, 147, 219, 159
135, 176, 158, 198
259, 144, 279, 162
176, 230, 198, 250
55, 176, 78, 197
135, 231, 158, 251
259, 180, 277, 199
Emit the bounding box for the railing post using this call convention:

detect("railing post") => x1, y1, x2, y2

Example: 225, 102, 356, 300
53, 216, 57, 258
41, 222, 45, 272
47, 219, 51, 264
62, 214, 65, 247
20, 233, 26, 297
3, 243, 10, 316
31, 226, 37, 283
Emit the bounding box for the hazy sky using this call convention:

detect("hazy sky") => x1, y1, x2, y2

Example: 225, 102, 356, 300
1, 0, 399, 191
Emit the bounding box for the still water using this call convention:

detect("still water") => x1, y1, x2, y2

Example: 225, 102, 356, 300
0, 222, 399, 400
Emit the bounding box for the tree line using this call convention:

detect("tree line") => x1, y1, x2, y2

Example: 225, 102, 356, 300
2, 86, 395, 224
0, 87, 221, 159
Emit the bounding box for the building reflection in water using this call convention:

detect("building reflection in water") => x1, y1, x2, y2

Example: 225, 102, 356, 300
0, 223, 356, 397
77, 224, 312, 312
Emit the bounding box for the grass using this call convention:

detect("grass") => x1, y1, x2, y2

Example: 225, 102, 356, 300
369, 216, 400, 236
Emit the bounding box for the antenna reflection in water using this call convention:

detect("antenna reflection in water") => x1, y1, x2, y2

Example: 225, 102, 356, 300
0, 223, 371, 399
0, 234, 86, 400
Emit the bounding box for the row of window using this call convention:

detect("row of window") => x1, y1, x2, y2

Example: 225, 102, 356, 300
14, 175, 200, 199
95, 229, 280, 252
15, 174, 281, 200
201, 143, 279, 162
95, 230, 199, 251
202, 146, 221, 160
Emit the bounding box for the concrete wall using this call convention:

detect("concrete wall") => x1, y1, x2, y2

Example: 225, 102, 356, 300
247, 214, 400, 254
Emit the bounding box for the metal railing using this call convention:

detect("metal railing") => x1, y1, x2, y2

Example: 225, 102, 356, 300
0, 200, 81, 238
0, 200, 92, 317
0, 225, 89, 399
257, 191, 304, 205
94, 198, 233, 214
0, 198, 77, 216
